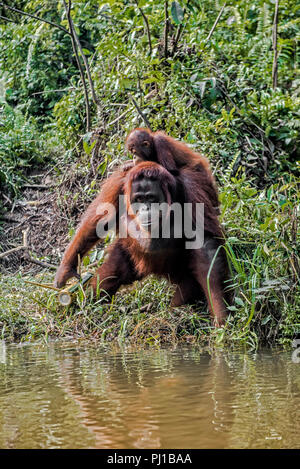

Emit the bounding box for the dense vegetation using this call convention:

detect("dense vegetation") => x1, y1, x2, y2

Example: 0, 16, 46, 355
0, 0, 299, 346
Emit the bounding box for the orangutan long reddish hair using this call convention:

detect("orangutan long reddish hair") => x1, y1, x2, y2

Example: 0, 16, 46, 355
125, 127, 220, 212
54, 162, 229, 327
125, 128, 210, 172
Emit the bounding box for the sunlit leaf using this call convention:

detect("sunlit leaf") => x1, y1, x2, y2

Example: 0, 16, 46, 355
171, 1, 184, 25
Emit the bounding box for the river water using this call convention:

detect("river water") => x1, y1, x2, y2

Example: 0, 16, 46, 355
0, 341, 299, 449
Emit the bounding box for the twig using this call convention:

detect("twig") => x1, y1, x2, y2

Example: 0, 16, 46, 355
0, 14, 14, 23
24, 254, 57, 270
0, 2, 71, 36
2, 194, 12, 205
24, 280, 60, 290
66, 0, 100, 108
172, 0, 191, 55
0, 227, 29, 259
62, 0, 91, 132
10, 200, 16, 213
290, 206, 299, 282
108, 103, 128, 107
272, 0, 279, 89
140, 302, 154, 313
19, 200, 45, 206
0, 224, 57, 269
31, 87, 76, 96
107, 108, 130, 127
136, 2, 152, 55
87, 260, 102, 269
0, 245, 26, 259
22, 184, 56, 190
23, 227, 29, 247
128, 94, 152, 130
0, 215, 20, 223
70, 136, 84, 156
1, 2, 96, 127
206, 2, 227, 42
245, 136, 267, 171
164, 1, 169, 59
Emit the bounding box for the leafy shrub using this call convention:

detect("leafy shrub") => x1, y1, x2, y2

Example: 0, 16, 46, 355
0, 101, 45, 197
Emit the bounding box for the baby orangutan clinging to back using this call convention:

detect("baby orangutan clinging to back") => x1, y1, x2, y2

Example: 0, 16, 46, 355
125, 128, 211, 173
125, 128, 220, 213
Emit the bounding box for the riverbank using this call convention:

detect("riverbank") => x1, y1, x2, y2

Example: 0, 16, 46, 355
1, 1, 299, 347
0, 163, 299, 347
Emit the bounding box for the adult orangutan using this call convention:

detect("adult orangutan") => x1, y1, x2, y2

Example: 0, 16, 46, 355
54, 161, 229, 326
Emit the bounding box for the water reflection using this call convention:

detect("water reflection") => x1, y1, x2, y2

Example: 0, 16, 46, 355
0, 342, 299, 449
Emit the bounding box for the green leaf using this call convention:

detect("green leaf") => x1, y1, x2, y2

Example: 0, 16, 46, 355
83, 140, 96, 156
261, 315, 272, 325
190, 72, 198, 83
83, 256, 90, 267
267, 187, 273, 202
227, 305, 238, 311
235, 297, 244, 306
171, 1, 184, 25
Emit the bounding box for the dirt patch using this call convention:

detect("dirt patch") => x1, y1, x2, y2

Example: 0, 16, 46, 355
0, 161, 105, 276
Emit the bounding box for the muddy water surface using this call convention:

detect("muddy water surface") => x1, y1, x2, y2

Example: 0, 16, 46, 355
0, 342, 299, 449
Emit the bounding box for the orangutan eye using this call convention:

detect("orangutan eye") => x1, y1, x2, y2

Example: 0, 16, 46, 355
143, 141, 150, 146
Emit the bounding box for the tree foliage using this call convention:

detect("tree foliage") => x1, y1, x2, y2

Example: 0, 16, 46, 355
0, 0, 298, 190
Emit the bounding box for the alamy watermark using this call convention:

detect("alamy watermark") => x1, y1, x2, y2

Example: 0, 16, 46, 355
95, 196, 205, 249
292, 339, 300, 363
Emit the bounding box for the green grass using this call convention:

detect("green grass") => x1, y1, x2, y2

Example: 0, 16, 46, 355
1, 174, 298, 348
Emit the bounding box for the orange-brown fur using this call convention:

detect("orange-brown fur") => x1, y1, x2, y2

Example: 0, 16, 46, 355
125, 127, 211, 172
54, 162, 229, 327
125, 128, 220, 213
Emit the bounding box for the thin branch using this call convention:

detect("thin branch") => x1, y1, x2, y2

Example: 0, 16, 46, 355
0, 225, 57, 269
0, 245, 26, 259
22, 183, 56, 189
290, 206, 299, 282
0, 227, 28, 259
66, 0, 100, 107
136, 2, 152, 55
272, 0, 279, 89
107, 108, 130, 127
128, 94, 152, 130
206, 2, 227, 42
0, 2, 71, 35
23, 227, 29, 247
24, 253, 57, 270
31, 87, 76, 95
0, 215, 19, 223
2, 194, 12, 205
1, 1, 97, 127
62, 0, 91, 131
164, 1, 169, 59
0, 14, 14, 23
172, 0, 191, 55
